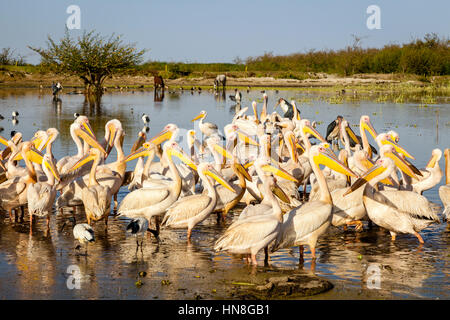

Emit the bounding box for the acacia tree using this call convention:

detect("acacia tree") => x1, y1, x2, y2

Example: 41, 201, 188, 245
29, 30, 146, 95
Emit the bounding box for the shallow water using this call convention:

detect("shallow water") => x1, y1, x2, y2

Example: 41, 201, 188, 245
0, 88, 448, 299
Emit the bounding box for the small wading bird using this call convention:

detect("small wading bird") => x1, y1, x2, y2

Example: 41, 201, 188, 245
61, 216, 95, 256
126, 217, 150, 248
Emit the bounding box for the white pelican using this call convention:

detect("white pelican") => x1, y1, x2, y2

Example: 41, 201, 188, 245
71, 148, 112, 229
271, 143, 358, 259
27, 153, 60, 235
56, 121, 106, 184
439, 149, 449, 220
214, 174, 282, 266
161, 162, 236, 240
344, 155, 440, 243
0, 142, 44, 222
410, 149, 443, 194
191, 110, 220, 138
117, 142, 196, 234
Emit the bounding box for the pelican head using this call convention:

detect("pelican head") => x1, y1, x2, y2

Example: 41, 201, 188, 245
310, 143, 358, 179
104, 119, 122, 156
197, 162, 236, 193
300, 119, 327, 142
71, 122, 107, 156
376, 133, 415, 160
360, 115, 378, 139
149, 123, 178, 145
426, 148, 442, 169
191, 110, 207, 122
75, 115, 96, 138
42, 153, 60, 182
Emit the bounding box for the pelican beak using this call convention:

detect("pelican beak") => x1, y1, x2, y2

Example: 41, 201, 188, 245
25, 147, 44, 165
296, 142, 305, 154
288, 134, 298, 163
426, 153, 439, 169
314, 149, 358, 179
106, 124, 117, 156
380, 138, 415, 160
0, 135, 8, 147
191, 113, 205, 122
204, 167, 236, 193
261, 164, 298, 183
149, 129, 172, 146
358, 158, 393, 185
237, 131, 259, 146
235, 162, 252, 181
345, 126, 360, 144
75, 127, 107, 156
131, 134, 146, 154
167, 145, 197, 171
403, 157, 423, 176
244, 161, 254, 170
303, 124, 327, 143
384, 150, 418, 179
81, 120, 96, 138
344, 163, 386, 196
43, 157, 60, 182
226, 135, 237, 154
361, 120, 378, 139
213, 143, 234, 161
68, 153, 96, 172
30, 135, 43, 150
272, 182, 290, 203
125, 144, 154, 163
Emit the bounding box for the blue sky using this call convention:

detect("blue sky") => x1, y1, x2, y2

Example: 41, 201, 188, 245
1, 0, 449, 64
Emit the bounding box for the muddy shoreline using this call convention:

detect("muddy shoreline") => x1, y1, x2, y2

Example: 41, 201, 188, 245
0, 70, 435, 90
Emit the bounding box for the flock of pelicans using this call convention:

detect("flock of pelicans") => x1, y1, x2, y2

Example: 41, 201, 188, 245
0, 93, 448, 266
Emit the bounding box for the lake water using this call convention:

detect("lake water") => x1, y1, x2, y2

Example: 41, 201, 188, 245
0, 88, 448, 299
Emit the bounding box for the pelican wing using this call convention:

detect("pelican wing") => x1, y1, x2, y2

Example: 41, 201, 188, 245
27, 182, 55, 215
374, 190, 439, 222
82, 185, 111, 219
0, 178, 26, 202
214, 215, 279, 252
162, 195, 212, 227
118, 187, 170, 215
273, 201, 332, 251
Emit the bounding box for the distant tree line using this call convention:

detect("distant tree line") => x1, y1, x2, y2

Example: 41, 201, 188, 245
0, 48, 27, 66
244, 34, 449, 76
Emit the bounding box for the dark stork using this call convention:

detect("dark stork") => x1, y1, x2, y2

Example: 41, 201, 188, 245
274, 98, 300, 120
325, 115, 343, 143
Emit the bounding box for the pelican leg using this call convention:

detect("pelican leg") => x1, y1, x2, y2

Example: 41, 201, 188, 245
104, 215, 109, 231
187, 228, 192, 240
113, 193, 118, 210
20, 206, 25, 223
299, 245, 304, 263
264, 247, 269, 265
29, 213, 33, 235
346, 220, 363, 231
250, 254, 258, 266
414, 232, 424, 244
310, 246, 316, 259
390, 232, 396, 242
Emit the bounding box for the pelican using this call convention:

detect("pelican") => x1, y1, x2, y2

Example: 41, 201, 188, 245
161, 162, 236, 240
128, 131, 147, 191
410, 149, 443, 194
56, 120, 106, 182
117, 142, 196, 234
27, 153, 60, 234
206, 143, 253, 221
191, 110, 220, 138
71, 148, 112, 229
214, 174, 282, 266
0, 142, 44, 222
344, 154, 440, 243
439, 149, 449, 220
271, 143, 358, 259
